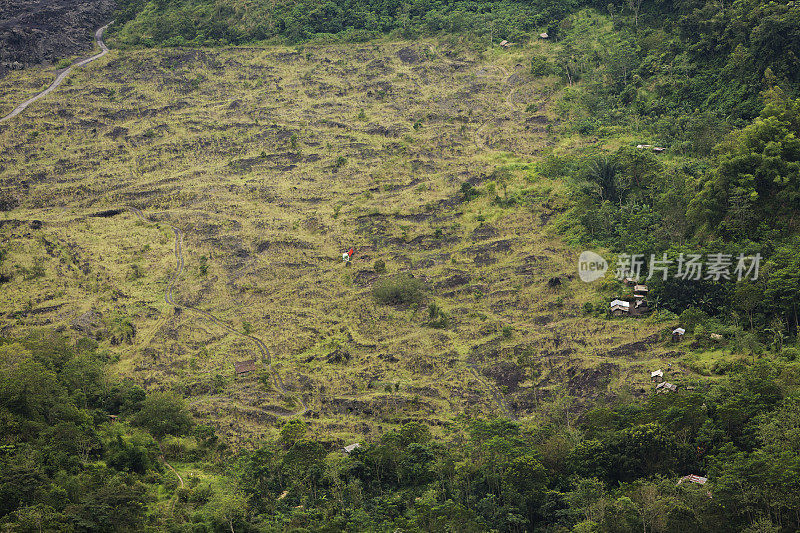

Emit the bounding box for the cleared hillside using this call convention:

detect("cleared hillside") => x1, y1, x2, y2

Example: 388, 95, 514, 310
0, 38, 694, 445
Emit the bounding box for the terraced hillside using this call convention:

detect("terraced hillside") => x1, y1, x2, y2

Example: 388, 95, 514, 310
0, 39, 680, 445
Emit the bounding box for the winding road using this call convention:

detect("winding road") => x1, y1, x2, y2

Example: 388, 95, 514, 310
0, 23, 111, 124
126, 207, 308, 417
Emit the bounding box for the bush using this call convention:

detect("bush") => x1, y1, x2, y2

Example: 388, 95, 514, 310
427, 302, 449, 328
161, 435, 201, 461
373, 274, 427, 306
132, 392, 194, 439
530, 55, 553, 76
374, 259, 386, 274
782, 346, 799, 361
461, 182, 480, 201
679, 308, 709, 334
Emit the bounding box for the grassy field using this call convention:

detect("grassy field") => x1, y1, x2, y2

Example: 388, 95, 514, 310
0, 68, 56, 117
0, 33, 702, 445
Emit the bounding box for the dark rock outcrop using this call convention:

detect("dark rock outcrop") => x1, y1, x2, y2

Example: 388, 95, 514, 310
0, 0, 115, 77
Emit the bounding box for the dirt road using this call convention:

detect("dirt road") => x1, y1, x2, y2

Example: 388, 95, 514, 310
0, 22, 110, 124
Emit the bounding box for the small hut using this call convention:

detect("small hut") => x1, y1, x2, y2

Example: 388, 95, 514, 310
678, 474, 708, 485
539, 32, 549, 39
656, 381, 678, 393
234, 359, 256, 375
610, 299, 630, 316
650, 369, 664, 382
343, 443, 362, 454
633, 284, 648, 297
672, 327, 686, 342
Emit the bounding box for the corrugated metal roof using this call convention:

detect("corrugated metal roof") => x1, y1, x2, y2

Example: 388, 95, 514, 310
679, 474, 708, 485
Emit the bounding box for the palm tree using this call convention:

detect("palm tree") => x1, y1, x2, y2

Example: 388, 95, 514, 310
585, 157, 620, 202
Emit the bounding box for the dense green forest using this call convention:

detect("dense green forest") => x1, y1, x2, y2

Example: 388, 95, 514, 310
2, 331, 799, 531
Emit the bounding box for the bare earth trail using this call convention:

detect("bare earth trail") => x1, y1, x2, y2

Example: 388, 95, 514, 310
125, 206, 308, 418
126, 205, 511, 420
473, 64, 517, 150
156, 441, 184, 512
0, 23, 111, 123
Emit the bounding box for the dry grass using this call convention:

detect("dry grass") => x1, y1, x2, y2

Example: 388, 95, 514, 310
0, 38, 691, 444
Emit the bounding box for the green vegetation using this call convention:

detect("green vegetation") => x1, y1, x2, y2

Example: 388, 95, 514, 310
3, 332, 799, 530
111, 0, 577, 46
373, 273, 428, 306
0, 332, 224, 531
1, 0, 799, 529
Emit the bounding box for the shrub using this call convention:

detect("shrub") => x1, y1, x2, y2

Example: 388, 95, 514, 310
105, 313, 136, 344
679, 308, 709, 334
161, 435, 201, 461
782, 347, 799, 361
461, 182, 480, 201
530, 55, 553, 76
132, 392, 194, 439
427, 302, 449, 328
373, 274, 427, 306
374, 259, 386, 274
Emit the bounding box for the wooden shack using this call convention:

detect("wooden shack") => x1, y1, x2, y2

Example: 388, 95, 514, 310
234, 359, 256, 375
610, 299, 630, 316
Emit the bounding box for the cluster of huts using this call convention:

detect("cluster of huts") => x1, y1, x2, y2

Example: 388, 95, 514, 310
650, 368, 679, 393
637, 144, 666, 153
609, 278, 650, 316
498, 32, 548, 48
649, 362, 697, 394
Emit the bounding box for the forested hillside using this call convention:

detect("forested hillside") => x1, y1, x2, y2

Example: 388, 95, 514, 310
3, 332, 799, 530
